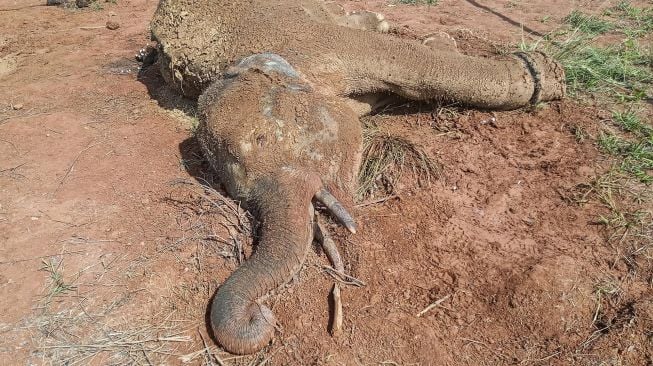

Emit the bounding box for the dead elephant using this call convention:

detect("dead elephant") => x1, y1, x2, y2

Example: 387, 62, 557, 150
150, 0, 566, 355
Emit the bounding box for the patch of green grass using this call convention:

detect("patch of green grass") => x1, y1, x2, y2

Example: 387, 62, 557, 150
597, 131, 653, 183
612, 109, 653, 137
357, 123, 438, 200
553, 37, 652, 99
544, 4, 653, 288
570, 124, 589, 143
40, 259, 77, 304
570, 169, 652, 273
564, 10, 614, 34
609, 1, 653, 37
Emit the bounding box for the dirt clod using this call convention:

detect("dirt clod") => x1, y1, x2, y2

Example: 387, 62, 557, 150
46, 0, 68, 5
106, 21, 120, 30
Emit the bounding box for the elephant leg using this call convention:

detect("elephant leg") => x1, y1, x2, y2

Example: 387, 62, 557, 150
294, 24, 565, 110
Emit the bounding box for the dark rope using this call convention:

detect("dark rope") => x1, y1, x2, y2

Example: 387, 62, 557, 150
513, 51, 543, 105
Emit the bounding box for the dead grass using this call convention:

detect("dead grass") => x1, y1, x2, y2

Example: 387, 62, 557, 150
18, 251, 196, 365
163, 179, 253, 264
31, 309, 193, 365
10, 177, 259, 365
357, 122, 439, 200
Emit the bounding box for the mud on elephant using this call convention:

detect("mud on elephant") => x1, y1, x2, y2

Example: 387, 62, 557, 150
150, 0, 566, 355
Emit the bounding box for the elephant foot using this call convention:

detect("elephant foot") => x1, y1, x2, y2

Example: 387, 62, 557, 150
338, 10, 390, 33
422, 31, 458, 52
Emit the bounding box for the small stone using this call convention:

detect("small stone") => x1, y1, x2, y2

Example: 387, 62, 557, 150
12, 104, 23, 110
76, 0, 90, 7
46, 0, 68, 6
106, 21, 120, 30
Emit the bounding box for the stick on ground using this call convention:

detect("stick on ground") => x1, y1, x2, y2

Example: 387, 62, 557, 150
416, 294, 451, 317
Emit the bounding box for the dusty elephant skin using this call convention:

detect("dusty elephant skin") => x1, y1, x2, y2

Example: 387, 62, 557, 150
150, 0, 566, 355
197, 54, 362, 354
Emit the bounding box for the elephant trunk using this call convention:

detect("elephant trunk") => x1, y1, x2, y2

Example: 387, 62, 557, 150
210, 176, 315, 355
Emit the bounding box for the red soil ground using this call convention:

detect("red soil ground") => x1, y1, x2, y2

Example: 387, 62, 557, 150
1, 0, 651, 365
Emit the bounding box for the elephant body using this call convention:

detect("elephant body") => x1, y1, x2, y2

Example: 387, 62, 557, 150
150, 0, 566, 355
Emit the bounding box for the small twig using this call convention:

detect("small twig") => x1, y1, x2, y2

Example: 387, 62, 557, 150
179, 348, 210, 364
460, 337, 509, 360
416, 294, 451, 317
0, 250, 85, 265
355, 195, 399, 208
142, 346, 153, 366
198, 328, 225, 366
592, 292, 602, 324
79, 26, 107, 30
57, 140, 101, 190
322, 266, 366, 287
528, 351, 562, 363
0, 163, 25, 173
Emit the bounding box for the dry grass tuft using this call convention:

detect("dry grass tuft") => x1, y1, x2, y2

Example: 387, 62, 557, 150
357, 123, 439, 200
164, 178, 253, 264
568, 169, 652, 277
31, 309, 193, 365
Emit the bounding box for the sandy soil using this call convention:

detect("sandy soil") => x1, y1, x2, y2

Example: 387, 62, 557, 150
0, 0, 651, 365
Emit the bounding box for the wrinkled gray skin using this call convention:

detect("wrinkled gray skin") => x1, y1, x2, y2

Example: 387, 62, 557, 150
151, 0, 566, 355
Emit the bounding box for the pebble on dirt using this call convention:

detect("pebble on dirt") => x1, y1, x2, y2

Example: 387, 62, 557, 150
106, 21, 120, 30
